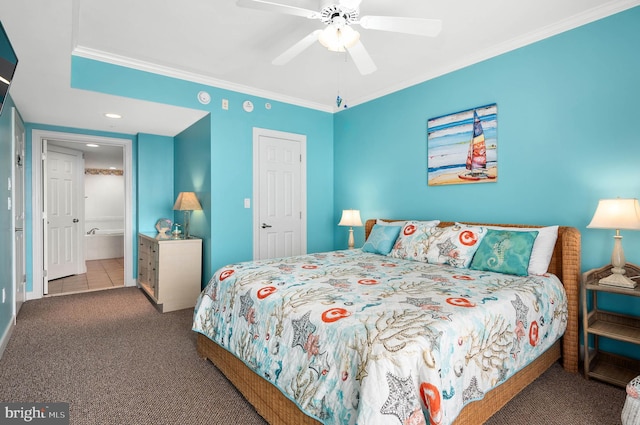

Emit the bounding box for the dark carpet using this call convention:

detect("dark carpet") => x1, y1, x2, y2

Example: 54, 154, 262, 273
0, 287, 627, 424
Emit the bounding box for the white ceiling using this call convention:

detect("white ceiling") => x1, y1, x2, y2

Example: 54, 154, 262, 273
1, 0, 638, 137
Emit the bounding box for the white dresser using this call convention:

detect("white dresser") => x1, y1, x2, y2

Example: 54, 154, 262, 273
137, 232, 202, 313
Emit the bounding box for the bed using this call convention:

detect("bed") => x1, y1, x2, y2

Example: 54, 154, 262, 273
193, 219, 580, 425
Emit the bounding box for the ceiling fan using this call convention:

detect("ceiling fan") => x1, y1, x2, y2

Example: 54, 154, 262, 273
236, 0, 442, 75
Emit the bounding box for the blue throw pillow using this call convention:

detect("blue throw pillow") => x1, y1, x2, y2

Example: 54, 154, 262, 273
469, 229, 538, 276
362, 224, 402, 255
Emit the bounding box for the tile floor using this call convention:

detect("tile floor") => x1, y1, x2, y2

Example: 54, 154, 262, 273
47, 257, 124, 295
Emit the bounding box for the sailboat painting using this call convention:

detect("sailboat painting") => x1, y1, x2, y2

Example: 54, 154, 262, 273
427, 104, 498, 186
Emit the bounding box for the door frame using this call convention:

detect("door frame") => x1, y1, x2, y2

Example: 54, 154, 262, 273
252, 127, 307, 260
30, 130, 134, 300
12, 108, 25, 318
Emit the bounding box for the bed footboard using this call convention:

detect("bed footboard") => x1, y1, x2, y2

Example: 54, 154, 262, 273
197, 334, 561, 425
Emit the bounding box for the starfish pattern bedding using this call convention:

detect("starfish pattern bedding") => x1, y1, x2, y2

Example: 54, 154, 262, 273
192, 249, 567, 425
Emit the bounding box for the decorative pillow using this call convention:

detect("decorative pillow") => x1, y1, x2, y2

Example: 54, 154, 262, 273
425, 224, 487, 268
469, 229, 539, 276
388, 220, 440, 261
362, 224, 402, 255
482, 225, 558, 275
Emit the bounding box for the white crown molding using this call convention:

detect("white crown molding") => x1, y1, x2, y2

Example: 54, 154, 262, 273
72, 0, 638, 114
348, 0, 640, 108
71, 46, 335, 113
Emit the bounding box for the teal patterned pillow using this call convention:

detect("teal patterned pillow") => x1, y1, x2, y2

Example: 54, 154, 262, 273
362, 224, 402, 255
470, 229, 539, 276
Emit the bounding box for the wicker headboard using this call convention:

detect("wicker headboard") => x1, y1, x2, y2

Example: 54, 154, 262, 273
365, 219, 581, 373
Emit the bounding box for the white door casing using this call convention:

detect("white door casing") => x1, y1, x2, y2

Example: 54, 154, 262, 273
46, 145, 84, 281
253, 128, 307, 260
12, 108, 25, 317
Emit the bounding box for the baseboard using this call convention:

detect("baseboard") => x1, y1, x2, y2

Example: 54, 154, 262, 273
0, 316, 15, 361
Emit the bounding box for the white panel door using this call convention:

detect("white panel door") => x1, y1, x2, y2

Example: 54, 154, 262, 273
47, 147, 83, 280
12, 108, 25, 316
254, 129, 306, 260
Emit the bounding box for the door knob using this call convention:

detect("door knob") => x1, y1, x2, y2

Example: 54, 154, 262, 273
73, 218, 79, 223
261, 223, 272, 229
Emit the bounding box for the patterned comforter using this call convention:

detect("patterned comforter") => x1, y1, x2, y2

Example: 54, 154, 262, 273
192, 249, 567, 425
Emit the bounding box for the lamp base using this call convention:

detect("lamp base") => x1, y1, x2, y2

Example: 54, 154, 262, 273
599, 272, 637, 289
347, 228, 355, 249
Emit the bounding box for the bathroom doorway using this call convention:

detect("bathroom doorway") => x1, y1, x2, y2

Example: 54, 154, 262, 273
31, 130, 134, 299
46, 139, 125, 296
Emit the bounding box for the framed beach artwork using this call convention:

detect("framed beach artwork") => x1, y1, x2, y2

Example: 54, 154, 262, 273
427, 103, 498, 186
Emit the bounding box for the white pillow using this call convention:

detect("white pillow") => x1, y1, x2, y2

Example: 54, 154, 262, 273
376, 219, 439, 227
425, 224, 487, 268
376, 219, 407, 226
388, 220, 440, 262
480, 225, 559, 275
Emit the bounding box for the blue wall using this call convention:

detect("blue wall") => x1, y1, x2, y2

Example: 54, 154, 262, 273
334, 7, 640, 358
137, 133, 175, 233
0, 95, 16, 344
71, 56, 335, 275
174, 114, 211, 287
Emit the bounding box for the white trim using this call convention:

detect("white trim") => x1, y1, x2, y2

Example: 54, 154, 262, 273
252, 127, 307, 260
29, 130, 135, 300
0, 316, 14, 361
72, 46, 333, 113
11, 108, 26, 318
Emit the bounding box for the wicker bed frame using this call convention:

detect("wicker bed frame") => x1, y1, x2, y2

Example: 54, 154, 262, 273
197, 219, 581, 425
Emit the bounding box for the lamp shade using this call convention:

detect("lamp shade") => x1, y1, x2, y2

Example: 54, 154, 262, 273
173, 192, 202, 211
338, 209, 363, 227
587, 198, 640, 230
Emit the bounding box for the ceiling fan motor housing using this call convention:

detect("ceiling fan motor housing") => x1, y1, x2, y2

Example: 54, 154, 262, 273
320, 4, 358, 27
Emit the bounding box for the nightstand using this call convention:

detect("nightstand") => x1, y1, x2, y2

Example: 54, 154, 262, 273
582, 263, 640, 387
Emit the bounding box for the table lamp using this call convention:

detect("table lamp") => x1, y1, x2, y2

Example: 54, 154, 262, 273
173, 192, 202, 239
587, 198, 640, 288
338, 209, 362, 249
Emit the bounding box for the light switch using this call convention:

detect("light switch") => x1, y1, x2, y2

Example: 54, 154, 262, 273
244, 198, 250, 208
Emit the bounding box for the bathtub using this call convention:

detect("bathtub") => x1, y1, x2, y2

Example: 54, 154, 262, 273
85, 229, 124, 260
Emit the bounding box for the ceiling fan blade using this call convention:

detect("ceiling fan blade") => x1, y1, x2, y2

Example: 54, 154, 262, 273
272, 30, 322, 66
236, 0, 319, 19
358, 16, 442, 37
346, 40, 377, 75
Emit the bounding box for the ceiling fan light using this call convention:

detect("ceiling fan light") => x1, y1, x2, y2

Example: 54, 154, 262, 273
318, 26, 338, 49
319, 25, 360, 52
341, 25, 360, 49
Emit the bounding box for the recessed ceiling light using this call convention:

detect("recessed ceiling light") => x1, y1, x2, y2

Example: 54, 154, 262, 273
86, 143, 99, 148
109, 167, 116, 170
104, 113, 122, 119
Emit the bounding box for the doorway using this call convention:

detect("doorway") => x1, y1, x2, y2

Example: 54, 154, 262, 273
30, 130, 133, 300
